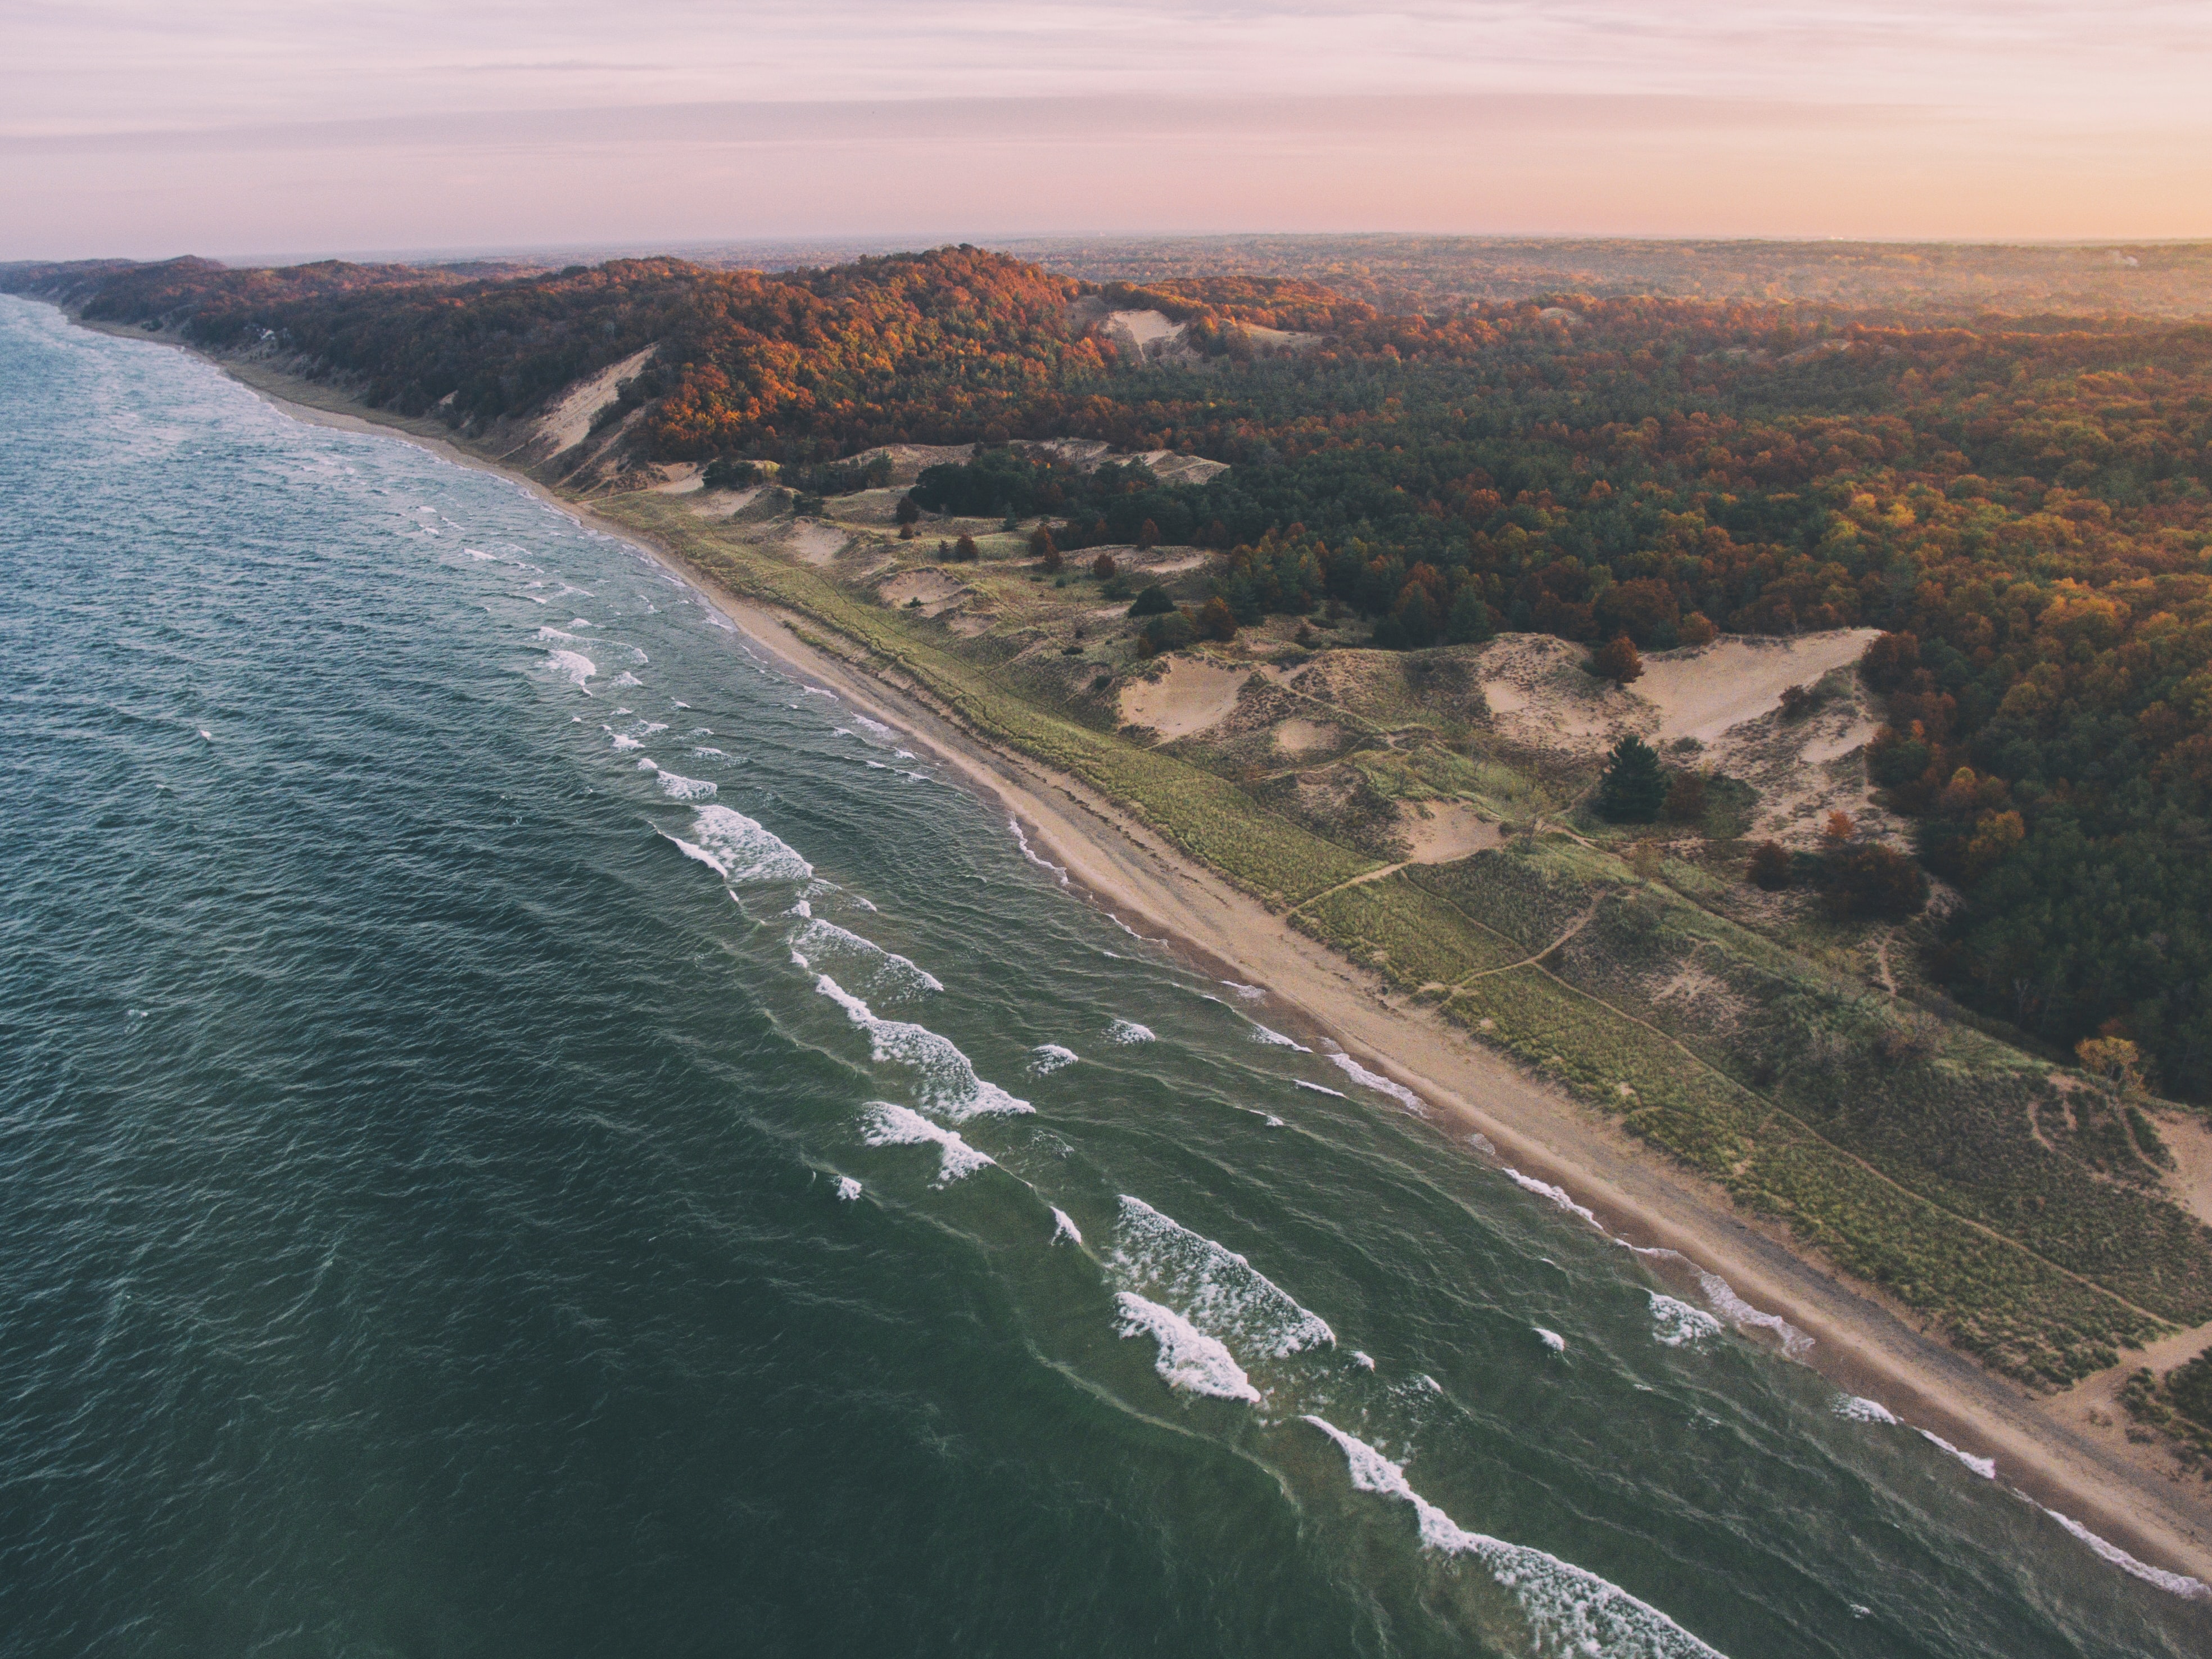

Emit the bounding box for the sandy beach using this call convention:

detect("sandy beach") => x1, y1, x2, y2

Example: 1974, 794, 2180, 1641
144, 332, 2212, 1592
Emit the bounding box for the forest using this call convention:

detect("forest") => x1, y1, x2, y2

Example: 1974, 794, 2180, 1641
5, 246, 2209, 1101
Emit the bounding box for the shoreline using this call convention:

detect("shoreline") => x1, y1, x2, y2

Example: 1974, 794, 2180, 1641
90, 318, 2212, 1592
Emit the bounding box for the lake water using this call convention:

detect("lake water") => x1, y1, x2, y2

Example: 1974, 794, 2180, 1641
2, 295, 2205, 1657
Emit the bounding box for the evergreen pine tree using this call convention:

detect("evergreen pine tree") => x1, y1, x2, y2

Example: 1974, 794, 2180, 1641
1597, 735, 1669, 822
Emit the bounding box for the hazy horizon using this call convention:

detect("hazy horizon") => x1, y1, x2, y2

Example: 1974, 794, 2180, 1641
6, 2, 2210, 260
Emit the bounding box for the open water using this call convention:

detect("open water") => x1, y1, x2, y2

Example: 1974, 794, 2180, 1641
3, 294, 2209, 1657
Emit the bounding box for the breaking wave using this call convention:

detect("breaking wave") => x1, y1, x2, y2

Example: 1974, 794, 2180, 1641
2039, 1508, 2209, 1601
790, 915, 943, 1001
1303, 1418, 1729, 1658
1328, 1053, 1425, 1114
1029, 1044, 1079, 1074
1114, 1292, 1261, 1403
690, 804, 813, 884
815, 975, 1032, 1120
1110, 1195, 1334, 1359
544, 648, 595, 691
1649, 1294, 1723, 1348
1106, 1019, 1154, 1045
862, 1102, 996, 1184
1917, 1430, 1996, 1481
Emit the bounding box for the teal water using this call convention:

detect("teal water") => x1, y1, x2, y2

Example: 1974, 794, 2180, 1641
1, 294, 2206, 1658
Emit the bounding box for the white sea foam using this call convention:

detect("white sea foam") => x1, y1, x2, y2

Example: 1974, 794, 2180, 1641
801, 686, 838, 699
663, 834, 731, 879
862, 1102, 996, 1183
1106, 1019, 1155, 1045
1029, 1044, 1079, 1075
1111, 1196, 1335, 1358
1248, 1021, 1310, 1052
1328, 1053, 1426, 1115
1303, 1417, 1729, 1658
1649, 1294, 1724, 1348
834, 1176, 862, 1202
853, 715, 894, 738
610, 733, 641, 751
1536, 1327, 1567, 1354
612, 671, 643, 688
545, 648, 596, 691
535, 625, 580, 643
1692, 1269, 1813, 1358
655, 769, 717, 801
815, 975, 1032, 1120
1009, 816, 1070, 886
1917, 1430, 1996, 1480
789, 916, 943, 1000
1222, 980, 1266, 1000
1834, 1395, 1899, 1426
1503, 1168, 1603, 1231
1114, 1292, 1262, 1403
1051, 1208, 1084, 1246
2039, 1507, 2210, 1600
690, 806, 813, 884
1351, 1350, 1376, 1371
693, 746, 727, 758
1294, 1079, 1349, 1099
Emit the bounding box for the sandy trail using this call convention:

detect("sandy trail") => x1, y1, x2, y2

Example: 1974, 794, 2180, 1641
189, 340, 2212, 1592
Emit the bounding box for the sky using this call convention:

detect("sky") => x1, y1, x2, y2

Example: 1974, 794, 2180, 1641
3, 1, 2208, 259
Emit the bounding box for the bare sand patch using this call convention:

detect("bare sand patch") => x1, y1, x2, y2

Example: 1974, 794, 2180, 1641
780, 520, 852, 565
1119, 656, 1247, 741
1637, 631, 1879, 743
2159, 1110, 2212, 1229
843, 442, 979, 488
1401, 801, 1501, 864
536, 345, 654, 455
877, 568, 969, 616
1276, 717, 1339, 757
1129, 450, 1231, 485
691, 485, 761, 517
1481, 679, 1530, 715
1800, 717, 1879, 765
1107, 309, 1182, 355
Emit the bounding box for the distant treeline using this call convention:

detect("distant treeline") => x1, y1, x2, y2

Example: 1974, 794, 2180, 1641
6, 249, 2210, 1096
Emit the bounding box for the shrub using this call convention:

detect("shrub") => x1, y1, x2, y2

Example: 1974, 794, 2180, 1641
952, 534, 978, 562
1030, 526, 1061, 571
1137, 518, 1160, 550
1596, 735, 1669, 821
1748, 841, 1792, 890
1820, 843, 1929, 919
1662, 770, 1709, 824
1139, 610, 1196, 653
1778, 681, 1825, 721
1196, 595, 1240, 642
1128, 584, 1175, 617
1589, 635, 1643, 685
703, 457, 763, 490
1092, 552, 1118, 580
894, 494, 921, 526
